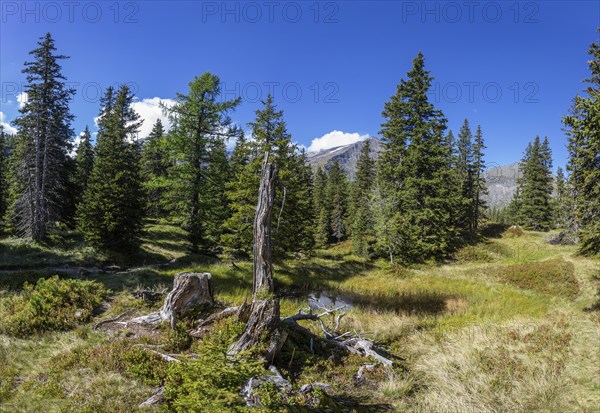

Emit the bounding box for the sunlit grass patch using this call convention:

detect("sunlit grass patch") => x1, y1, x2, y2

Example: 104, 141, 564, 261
489, 257, 579, 298
402, 313, 575, 413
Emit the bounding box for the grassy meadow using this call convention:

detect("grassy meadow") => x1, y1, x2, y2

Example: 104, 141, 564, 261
0, 224, 599, 412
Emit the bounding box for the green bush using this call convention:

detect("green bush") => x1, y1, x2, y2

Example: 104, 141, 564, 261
455, 245, 494, 263
0, 276, 106, 337
504, 226, 524, 238
51, 338, 169, 388
164, 322, 193, 353
162, 319, 265, 412
122, 347, 169, 387
491, 258, 579, 298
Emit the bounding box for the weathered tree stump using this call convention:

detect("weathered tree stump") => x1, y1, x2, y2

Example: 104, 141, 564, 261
227, 297, 287, 361
130, 272, 213, 328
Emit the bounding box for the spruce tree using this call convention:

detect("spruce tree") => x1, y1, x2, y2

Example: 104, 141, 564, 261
515, 136, 554, 231
350, 140, 375, 256
228, 132, 251, 179
456, 119, 475, 232
202, 136, 232, 247
78, 86, 145, 253
326, 160, 349, 243
472, 125, 488, 231
312, 166, 329, 248
554, 167, 570, 229
0, 126, 8, 227
563, 35, 600, 255
141, 119, 168, 219
74, 126, 95, 206
222, 95, 313, 256
162, 72, 240, 252
10, 33, 75, 241
377, 52, 460, 263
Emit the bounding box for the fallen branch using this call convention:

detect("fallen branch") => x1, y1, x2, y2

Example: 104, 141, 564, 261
354, 363, 377, 384
93, 310, 134, 330
139, 387, 164, 407
282, 306, 395, 367
146, 349, 181, 363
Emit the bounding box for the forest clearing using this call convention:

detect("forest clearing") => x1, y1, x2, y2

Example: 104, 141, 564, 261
1, 223, 598, 412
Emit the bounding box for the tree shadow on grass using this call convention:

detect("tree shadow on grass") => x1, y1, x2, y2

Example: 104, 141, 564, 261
0, 241, 77, 270
275, 257, 376, 290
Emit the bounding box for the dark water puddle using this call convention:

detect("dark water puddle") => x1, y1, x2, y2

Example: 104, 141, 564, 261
299, 288, 464, 316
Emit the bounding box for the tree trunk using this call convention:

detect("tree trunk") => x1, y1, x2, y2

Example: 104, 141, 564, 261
252, 154, 278, 295
131, 272, 213, 328
230, 153, 283, 359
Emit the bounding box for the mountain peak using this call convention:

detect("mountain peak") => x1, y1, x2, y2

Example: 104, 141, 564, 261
306, 136, 382, 180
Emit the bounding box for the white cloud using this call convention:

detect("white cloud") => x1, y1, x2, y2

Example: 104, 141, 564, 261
91, 97, 175, 142
307, 130, 369, 153
131, 97, 175, 139
0, 112, 18, 135
70, 130, 87, 155
17, 92, 28, 109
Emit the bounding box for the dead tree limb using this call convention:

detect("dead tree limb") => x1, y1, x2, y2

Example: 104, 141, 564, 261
139, 387, 164, 407
282, 306, 394, 367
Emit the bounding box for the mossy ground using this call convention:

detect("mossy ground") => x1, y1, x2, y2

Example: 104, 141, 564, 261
1, 225, 598, 412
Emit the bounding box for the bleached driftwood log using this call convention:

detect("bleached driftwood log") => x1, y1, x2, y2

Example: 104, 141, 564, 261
130, 272, 213, 328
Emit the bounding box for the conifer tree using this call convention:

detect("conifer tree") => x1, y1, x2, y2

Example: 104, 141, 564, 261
9, 33, 75, 241
141, 119, 168, 219
326, 160, 349, 243
563, 35, 600, 255
472, 125, 488, 231
377, 52, 460, 263
74, 126, 94, 206
456, 119, 475, 232
514, 136, 554, 230
350, 140, 375, 256
228, 132, 251, 178
222, 95, 313, 256
312, 166, 329, 247
554, 167, 571, 229
202, 136, 232, 247
78, 86, 145, 252
0, 126, 9, 227
162, 72, 240, 252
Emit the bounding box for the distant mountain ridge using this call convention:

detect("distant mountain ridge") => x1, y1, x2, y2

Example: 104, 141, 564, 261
306, 137, 520, 209
306, 137, 382, 180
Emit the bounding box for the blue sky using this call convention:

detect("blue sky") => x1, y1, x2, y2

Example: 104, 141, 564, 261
1, 1, 598, 168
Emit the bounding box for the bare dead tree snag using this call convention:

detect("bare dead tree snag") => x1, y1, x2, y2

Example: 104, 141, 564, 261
252, 154, 278, 296
130, 272, 213, 328
229, 154, 283, 358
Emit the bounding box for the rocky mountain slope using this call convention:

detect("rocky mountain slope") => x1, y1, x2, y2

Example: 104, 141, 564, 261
306, 137, 382, 180
306, 137, 520, 209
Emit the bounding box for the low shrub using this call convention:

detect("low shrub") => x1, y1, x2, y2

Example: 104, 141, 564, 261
163, 322, 193, 353
490, 258, 579, 298
162, 318, 265, 412
454, 245, 494, 263
504, 226, 525, 238
0, 276, 107, 337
